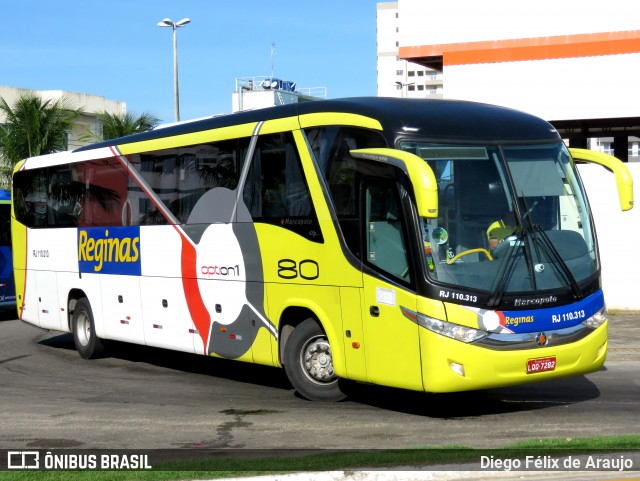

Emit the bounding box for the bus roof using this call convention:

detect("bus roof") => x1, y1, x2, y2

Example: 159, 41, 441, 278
75, 97, 560, 152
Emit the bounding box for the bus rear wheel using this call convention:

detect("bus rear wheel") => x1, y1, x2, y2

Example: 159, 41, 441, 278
284, 319, 346, 402
72, 298, 104, 359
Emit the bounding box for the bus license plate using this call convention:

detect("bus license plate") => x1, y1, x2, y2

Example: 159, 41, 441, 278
527, 357, 556, 374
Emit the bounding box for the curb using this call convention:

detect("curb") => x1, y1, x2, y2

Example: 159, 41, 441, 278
202, 467, 640, 481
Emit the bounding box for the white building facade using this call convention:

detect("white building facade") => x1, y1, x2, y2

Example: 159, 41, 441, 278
396, 0, 640, 118
0, 86, 126, 151
376, 2, 443, 99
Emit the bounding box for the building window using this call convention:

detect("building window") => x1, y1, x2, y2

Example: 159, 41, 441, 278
396, 70, 404, 76
408, 71, 415, 77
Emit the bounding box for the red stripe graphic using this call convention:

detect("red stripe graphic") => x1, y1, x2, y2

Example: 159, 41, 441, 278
180, 235, 211, 349
109, 146, 211, 352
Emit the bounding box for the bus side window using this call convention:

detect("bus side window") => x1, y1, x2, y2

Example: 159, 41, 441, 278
328, 138, 357, 217
243, 133, 294, 218
48, 165, 81, 227
365, 180, 411, 283
14, 165, 83, 228
131, 139, 247, 225
13, 170, 34, 227
77, 158, 127, 227
131, 152, 177, 225
242, 132, 323, 242
306, 126, 386, 257
13, 169, 48, 227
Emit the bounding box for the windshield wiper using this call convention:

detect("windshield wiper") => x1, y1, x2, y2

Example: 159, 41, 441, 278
531, 224, 583, 299
485, 232, 523, 308
486, 193, 540, 308
517, 191, 583, 299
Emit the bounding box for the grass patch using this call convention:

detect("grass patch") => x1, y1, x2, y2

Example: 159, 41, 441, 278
1, 434, 638, 480
505, 434, 640, 451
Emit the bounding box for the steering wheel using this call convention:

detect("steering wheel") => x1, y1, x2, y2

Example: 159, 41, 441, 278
447, 248, 493, 265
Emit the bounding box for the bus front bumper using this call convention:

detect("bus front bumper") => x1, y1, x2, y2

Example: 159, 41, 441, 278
420, 321, 608, 393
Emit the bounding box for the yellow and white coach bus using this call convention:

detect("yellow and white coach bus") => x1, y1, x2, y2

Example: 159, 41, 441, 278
11, 98, 633, 401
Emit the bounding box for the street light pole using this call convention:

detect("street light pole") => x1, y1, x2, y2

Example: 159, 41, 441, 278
157, 17, 191, 122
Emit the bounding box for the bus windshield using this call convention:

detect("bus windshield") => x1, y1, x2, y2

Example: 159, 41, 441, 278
400, 141, 598, 296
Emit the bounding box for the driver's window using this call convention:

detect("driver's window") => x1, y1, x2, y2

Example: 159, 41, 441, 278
365, 180, 411, 283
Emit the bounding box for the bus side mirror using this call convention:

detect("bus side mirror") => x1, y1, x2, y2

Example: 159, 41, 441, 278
350, 148, 439, 218
569, 148, 634, 211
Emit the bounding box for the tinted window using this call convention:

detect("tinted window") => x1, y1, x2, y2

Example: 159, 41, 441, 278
77, 159, 128, 227
129, 139, 248, 225
13, 169, 49, 227
365, 180, 411, 284
305, 127, 386, 255
243, 132, 323, 243
13, 160, 125, 228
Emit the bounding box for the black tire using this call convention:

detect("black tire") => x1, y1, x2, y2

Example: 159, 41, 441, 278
72, 298, 104, 359
283, 319, 346, 402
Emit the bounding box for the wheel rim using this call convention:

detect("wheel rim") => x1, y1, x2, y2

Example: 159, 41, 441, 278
300, 335, 337, 385
76, 311, 91, 347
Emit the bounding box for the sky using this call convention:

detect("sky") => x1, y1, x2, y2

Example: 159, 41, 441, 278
1, 0, 381, 123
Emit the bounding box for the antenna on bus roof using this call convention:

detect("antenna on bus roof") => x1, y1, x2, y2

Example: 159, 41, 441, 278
270, 42, 276, 79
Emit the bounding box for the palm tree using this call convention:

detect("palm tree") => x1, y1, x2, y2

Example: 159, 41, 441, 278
83, 111, 160, 143
0, 92, 82, 185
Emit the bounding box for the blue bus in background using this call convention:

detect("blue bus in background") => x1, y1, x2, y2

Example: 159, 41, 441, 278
0, 189, 16, 311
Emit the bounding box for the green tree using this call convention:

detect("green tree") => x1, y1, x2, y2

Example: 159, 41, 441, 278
0, 92, 82, 185
83, 110, 160, 142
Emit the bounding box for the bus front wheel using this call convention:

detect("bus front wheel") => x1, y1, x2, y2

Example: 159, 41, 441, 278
284, 319, 346, 402
72, 298, 104, 359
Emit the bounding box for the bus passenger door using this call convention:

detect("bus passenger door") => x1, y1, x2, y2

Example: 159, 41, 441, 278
361, 180, 423, 391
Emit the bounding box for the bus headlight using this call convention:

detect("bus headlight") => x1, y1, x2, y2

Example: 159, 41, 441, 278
582, 307, 607, 329
418, 314, 488, 343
